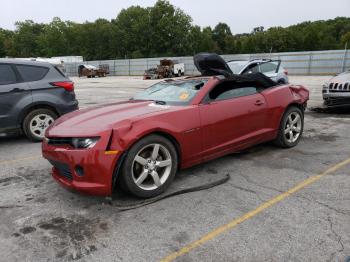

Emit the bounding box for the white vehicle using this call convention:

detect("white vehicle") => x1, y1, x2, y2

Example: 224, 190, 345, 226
322, 70, 350, 107
228, 59, 289, 84
173, 62, 185, 76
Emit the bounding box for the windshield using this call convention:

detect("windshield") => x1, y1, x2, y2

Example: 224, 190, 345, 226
133, 79, 208, 105
228, 61, 248, 74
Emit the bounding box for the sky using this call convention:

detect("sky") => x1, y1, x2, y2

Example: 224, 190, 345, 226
0, 0, 349, 34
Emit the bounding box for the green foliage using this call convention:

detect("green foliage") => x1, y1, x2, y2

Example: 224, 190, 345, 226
0, 1, 349, 59
213, 23, 232, 53
148, 0, 192, 57
11, 20, 45, 57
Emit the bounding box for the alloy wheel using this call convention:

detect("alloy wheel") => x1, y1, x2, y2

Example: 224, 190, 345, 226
284, 112, 302, 143
29, 114, 54, 139
132, 143, 172, 191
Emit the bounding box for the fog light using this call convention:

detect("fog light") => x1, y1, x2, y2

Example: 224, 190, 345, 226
75, 166, 84, 177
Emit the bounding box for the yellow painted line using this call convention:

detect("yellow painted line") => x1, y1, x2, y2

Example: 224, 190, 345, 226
0, 156, 41, 165
161, 157, 350, 262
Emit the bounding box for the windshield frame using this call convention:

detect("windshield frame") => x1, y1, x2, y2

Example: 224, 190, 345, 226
132, 79, 209, 106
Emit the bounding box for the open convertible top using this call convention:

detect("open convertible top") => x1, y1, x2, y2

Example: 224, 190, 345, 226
194, 53, 277, 88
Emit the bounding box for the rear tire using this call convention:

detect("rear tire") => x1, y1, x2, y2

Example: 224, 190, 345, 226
23, 109, 57, 142
119, 135, 178, 198
274, 106, 304, 148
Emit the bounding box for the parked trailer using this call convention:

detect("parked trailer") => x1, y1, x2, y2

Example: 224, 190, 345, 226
78, 64, 109, 78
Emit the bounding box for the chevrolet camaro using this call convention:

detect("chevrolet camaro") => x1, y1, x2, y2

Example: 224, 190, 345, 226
42, 54, 309, 198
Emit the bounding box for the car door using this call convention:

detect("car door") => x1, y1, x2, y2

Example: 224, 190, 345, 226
199, 80, 268, 161
0, 63, 31, 132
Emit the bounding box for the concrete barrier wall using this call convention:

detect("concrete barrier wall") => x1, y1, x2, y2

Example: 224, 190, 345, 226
64, 49, 350, 77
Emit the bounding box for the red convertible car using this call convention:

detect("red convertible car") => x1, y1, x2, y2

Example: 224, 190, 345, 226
42, 54, 309, 198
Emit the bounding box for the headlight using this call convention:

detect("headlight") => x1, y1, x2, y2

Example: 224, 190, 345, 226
71, 137, 99, 149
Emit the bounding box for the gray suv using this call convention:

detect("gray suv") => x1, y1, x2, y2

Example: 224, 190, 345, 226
0, 59, 78, 141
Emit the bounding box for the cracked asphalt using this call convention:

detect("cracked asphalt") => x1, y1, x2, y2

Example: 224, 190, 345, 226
0, 76, 349, 262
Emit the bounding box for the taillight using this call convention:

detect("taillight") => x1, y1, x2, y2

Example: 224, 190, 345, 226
51, 81, 74, 92
284, 69, 289, 76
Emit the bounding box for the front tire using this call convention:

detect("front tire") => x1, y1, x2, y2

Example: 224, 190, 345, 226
274, 106, 304, 148
23, 109, 57, 142
119, 135, 178, 198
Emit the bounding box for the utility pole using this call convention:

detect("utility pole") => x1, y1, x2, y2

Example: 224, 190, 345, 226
342, 42, 348, 72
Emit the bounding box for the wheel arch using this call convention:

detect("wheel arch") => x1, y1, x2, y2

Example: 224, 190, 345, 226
18, 103, 59, 128
126, 130, 182, 169
286, 102, 305, 113
150, 131, 182, 168
111, 130, 183, 193
274, 102, 305, 136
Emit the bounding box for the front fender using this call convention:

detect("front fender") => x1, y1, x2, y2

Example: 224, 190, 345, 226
109, 107, 202, 169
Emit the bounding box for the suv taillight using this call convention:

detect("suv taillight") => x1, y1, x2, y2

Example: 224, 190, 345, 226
283, 69, 289, 76
51, 81, 74, 92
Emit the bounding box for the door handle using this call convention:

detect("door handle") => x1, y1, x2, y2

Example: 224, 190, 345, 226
254, 100, 264, 106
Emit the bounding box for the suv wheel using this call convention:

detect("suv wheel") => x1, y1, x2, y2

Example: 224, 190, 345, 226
23, 109, 57, 142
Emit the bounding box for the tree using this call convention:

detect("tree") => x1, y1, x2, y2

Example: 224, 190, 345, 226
0, 29, 7, 57
12, 20, 45, 57
37, 18, 69, 57
0, 7, 350, 59
252, 26, 264, 34
188, 26, 217, 54
341, 32, 350, 47
113, 6, 151, 58
149, 0, 192, 56
213, 23, 232, 53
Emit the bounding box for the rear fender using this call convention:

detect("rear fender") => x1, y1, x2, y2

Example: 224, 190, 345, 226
289, 85, 309, 104
262, 85, 309, 131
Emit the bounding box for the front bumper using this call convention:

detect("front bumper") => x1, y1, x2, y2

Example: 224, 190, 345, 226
323, 92, 350, 107
42, 135, 121, 196
58, 100, 79, 115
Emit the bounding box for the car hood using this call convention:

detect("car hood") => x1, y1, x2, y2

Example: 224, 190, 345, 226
46, 101, 171, 136
329, 71, 350, 83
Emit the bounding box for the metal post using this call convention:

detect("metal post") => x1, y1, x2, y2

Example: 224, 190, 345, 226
128, 59, 131, 76
342, 42, 348, 72
307, 52, 313, 75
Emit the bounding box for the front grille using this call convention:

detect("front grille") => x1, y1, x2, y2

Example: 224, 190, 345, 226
49, 160, 73, 180
324, 97, 350, 107
329, 82, 350, 92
